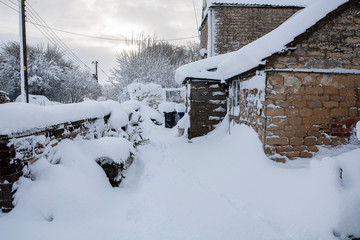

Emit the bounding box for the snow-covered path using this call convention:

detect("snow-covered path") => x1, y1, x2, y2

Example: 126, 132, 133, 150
120, 128, 290, 240
0, 122, 359, 240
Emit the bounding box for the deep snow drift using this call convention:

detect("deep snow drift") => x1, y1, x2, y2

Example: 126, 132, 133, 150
0, 115, 359, 240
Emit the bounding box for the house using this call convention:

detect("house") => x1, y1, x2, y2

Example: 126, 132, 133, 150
176, 0, 360, 161
180, 0, 309, 139
200, 0, 308, 57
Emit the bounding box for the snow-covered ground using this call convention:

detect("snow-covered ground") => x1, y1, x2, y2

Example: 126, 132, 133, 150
0, 114, 359, 240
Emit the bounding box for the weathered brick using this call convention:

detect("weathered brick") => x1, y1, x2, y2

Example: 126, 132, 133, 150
323, 101, 339, 108
267, 108, 285, 116
266, 137, 289, 146
292, 101, 307, 108
307, 146, 319, 152
284, 151, 300, 158
289, 137, 304, 146
318, 137, 332, 145
323, 87, 339, 95
299, 108, 312, 117
330, 108, 348, 117
307, 100, 323, 108
312, 108, 330, 117
271, 117, 288, 126
287, 116, 302, 125
293, 146, 307, 151
275, 146, 294, 152
285, 108, 299, 116
300, 151, 313, 158
268, 76, 284, 86
304, 137, 318, 146
349, 108, 358, 117
304, 86, 324, 95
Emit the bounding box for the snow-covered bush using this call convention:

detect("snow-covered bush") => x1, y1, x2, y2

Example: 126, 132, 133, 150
127, 83, 165, 109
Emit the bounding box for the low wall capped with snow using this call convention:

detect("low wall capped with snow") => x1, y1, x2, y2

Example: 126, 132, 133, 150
0, 100, 154, 212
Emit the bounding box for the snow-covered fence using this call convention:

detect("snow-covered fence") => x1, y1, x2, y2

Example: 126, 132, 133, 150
0, 100, 150, 212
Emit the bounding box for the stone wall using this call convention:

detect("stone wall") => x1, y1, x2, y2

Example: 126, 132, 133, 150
229, 74, 267, 144
0, 116, 112, 212
212, 6, 300, 55
264, 72, 360, 161
269, 1, 360, 70
262, 1, 360, 160
188, 80, 227, 139
200, 17, 208, 52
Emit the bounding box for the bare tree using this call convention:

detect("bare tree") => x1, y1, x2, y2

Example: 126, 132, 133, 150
110, 34, 201, 102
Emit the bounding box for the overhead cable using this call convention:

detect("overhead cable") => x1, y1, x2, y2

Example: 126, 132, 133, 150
25, 2, 90, 69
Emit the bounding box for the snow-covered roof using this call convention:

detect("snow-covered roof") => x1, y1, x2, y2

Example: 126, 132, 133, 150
176, 0, 349, 84
207, 0, 310, 7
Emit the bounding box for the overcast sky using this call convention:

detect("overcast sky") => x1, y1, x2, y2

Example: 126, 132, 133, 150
0, 0, 202, 84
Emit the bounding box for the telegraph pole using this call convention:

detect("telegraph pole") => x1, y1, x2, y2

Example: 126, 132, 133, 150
19, 0, 29, 103
92, 61, 98, 82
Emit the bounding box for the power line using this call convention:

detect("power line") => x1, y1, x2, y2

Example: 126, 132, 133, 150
98, 63, 110, 79
26, 14, 84, 67
0, 0, 90, 69
25, 2, 90, 69
191, 0, 200, 34
26, 2, 89, 68
27, 15, 84, 67
0, 0, 18, 12
25, 21, 199, 42
6, 0, 17, 7
3, 0, 199, 43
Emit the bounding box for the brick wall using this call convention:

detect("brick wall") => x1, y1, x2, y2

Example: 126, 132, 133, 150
200, 17, 208, 51
212, 6, 300, 55
264, 72, 360, 160
188, 80, 227, 139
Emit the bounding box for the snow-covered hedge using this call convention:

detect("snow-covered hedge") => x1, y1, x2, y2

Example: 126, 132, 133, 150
127, 83, 165, 109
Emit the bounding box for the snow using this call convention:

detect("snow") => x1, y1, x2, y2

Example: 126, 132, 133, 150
68, 137, 135, 165
175, 103, 185, 113
127, 82, 165, 106
0, 117, 359, 239
158, 101, 176, 113
15, 94, 61, 106
176, 0, 349, 84
357, 121, 360, 141
0, 100, 124, 135
240, 71, 266, 90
